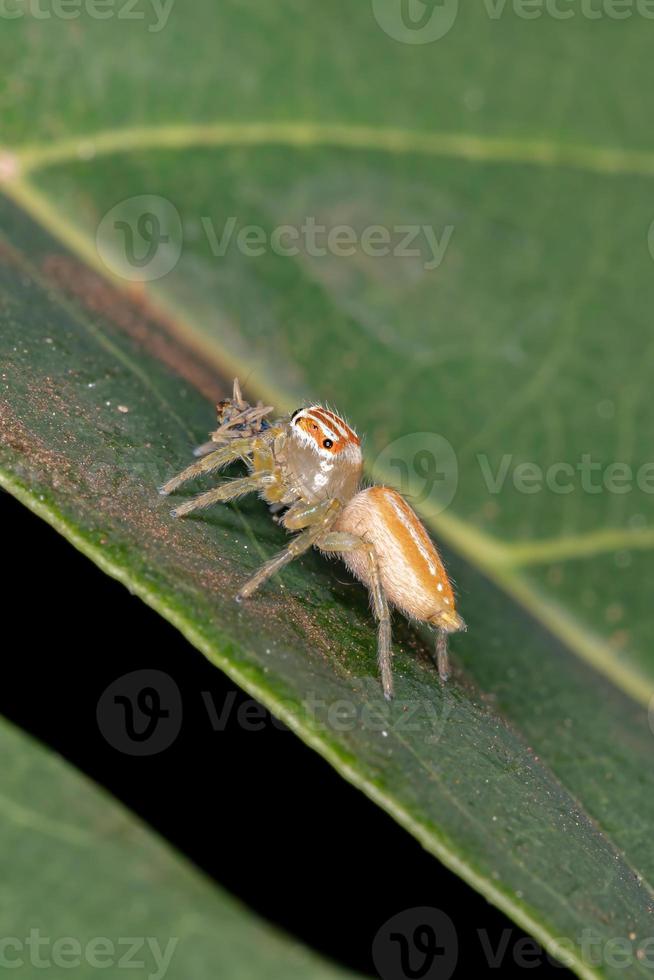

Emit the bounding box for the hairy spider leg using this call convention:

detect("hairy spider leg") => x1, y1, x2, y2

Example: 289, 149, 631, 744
170, 471, 273, 518
159, 430, 282, 496
235, 500, 341, 602
319, 531, 394, 700
435, 629, 450, 683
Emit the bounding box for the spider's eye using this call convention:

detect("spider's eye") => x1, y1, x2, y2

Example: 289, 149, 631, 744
323, 438, 334, 449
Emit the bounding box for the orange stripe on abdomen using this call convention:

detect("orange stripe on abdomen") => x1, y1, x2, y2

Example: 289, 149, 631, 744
335, 486, 461, 628
371, 486, 455, 604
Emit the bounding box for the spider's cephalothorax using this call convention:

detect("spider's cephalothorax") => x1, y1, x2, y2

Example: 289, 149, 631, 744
283, 406, 362, 504
160, 379, 465, 699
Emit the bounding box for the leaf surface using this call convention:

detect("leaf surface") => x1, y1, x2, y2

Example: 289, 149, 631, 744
0, 718, 358, 979
2, 5, 654, 978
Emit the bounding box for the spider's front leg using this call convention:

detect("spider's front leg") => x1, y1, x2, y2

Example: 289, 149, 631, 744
170, 471, 274, 518
159, 430, 282, 497
318, 531, 394, 700
235, 498, 341, 602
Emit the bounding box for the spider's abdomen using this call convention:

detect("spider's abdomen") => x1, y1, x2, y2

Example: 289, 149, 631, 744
334, 486, 464, 631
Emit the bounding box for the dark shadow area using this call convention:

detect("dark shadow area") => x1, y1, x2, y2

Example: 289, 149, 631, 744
0, 489, 567, 978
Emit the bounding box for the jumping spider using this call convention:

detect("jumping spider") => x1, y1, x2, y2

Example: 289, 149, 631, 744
160, 379, 465, 700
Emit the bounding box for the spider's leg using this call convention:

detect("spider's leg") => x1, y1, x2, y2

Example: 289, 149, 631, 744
281, 498, 337, 530
319, 531, 394, 701
232, 377, 244, 404
170, 472, 271, 518
160, 433, 275, 496
236, 500, 340, 601
435, 629, 450, 683
193, 439, 224, 459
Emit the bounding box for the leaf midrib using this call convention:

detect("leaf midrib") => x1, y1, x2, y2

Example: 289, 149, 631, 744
7, 121, 654, 178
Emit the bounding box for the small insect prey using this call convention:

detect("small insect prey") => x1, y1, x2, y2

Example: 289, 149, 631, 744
160, 379, 465, 699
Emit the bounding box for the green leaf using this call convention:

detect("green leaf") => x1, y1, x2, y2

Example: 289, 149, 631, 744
2, 5, 654, 979
0, 717, 358, 980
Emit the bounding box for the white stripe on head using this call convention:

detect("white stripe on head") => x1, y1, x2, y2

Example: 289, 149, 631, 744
291, 405, 360, 453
